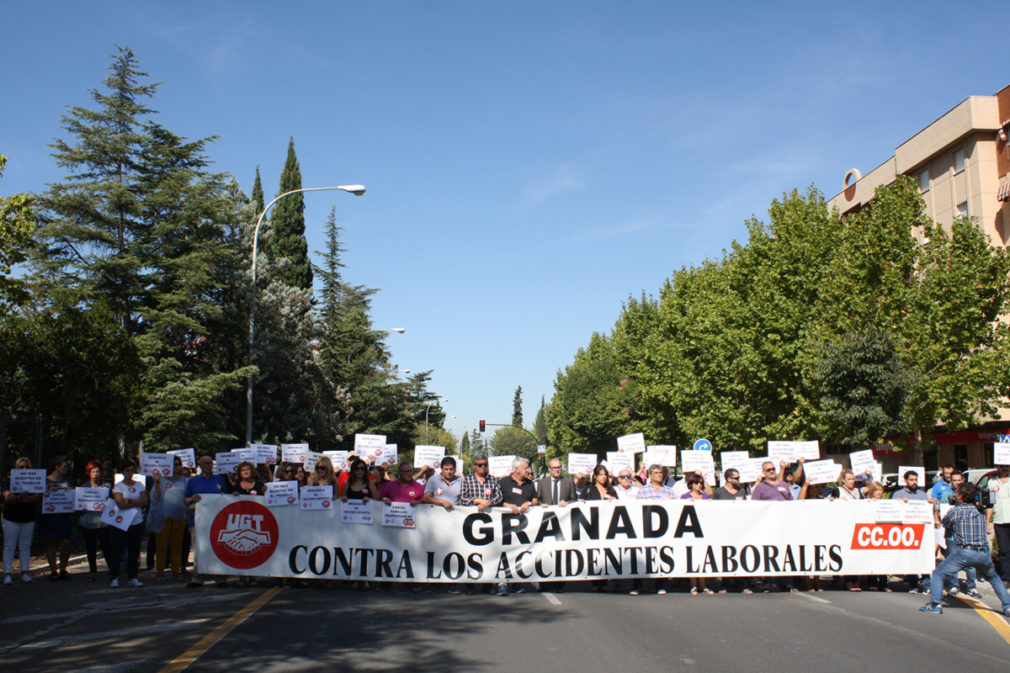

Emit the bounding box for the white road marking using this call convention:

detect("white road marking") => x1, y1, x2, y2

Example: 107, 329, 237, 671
542, 592, 562, 606
17, 617, 210, 649
793, 591, 831, 605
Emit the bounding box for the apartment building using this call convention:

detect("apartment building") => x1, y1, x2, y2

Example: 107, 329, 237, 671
826, 84, 1010, 474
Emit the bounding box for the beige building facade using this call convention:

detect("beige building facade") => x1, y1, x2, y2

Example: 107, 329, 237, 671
826, 84, 1010, 474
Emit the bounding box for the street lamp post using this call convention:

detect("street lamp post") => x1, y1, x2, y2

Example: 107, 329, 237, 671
246, 184, 366, 446
424, 398, 448, 444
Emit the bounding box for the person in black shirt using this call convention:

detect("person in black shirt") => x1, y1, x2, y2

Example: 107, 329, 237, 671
496, 458, 538, 596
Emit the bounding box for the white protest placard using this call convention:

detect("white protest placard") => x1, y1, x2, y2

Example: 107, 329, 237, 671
42, 488, 75, 514
766, 441, 797, 464
75, 486, 108, 511
382, 501, 416, 528
719, 451, 753, 480
872, 499, 903, 522
281, 443, 310, 464
803, 459, 841, 485
249, 443, 278, 465
645, 445, 677, 468
902, 500, 934, 525
264, 481, 299, 507
849, 449, 876, 474
793, 441, 821, 461
230, 447, 257, 464
898, 466, 925, 487
994, 442, 1010, 466
100, 499, 140, 531
323, 450, 350, 472
617, 432, 646, 454
299, 485, 335, 511
489, 455, 515, 478
354, 433, 387, 459
377, 444, 398, 467
167, 448, 196, 469
681, 451, 716, 485
414, 445, 446, 470
871, 462, 883, 484
341, 500, 374, 525
215, 452, 242, 475
11, 469, 45, 493
305, 452, 323, 472
140, 452, 174, 477
567, 453, 598, 476
606, 452, 635, 473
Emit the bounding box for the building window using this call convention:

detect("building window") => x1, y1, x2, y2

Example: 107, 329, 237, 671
956, 201, 969, 218
953, 147, 965, 174
918, 169, 929, 192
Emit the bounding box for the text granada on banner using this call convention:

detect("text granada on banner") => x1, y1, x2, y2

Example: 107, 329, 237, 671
195, 496, 935, 583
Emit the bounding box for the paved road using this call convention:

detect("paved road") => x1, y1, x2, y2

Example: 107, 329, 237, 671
2, 575, 1008, 672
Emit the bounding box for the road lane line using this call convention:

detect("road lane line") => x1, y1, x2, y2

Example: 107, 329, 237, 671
542, 592, 562, 606
792, 592, 831, 605
951, 594, 1010, 646
158, 587, 283, 673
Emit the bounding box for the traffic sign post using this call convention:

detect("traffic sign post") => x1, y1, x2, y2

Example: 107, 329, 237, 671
693, 438, 712, 451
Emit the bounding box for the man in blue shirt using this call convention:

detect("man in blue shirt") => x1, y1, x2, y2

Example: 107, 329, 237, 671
183, 455, 227, 588
929, 465, 954, 503
919, 482, 1010, 616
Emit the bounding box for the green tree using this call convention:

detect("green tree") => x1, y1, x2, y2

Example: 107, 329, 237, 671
267, 138, 312, 290
512, 385, 523, 427
492, 426, 537, 461
0, 154, 34, 308
250, 166, 264, 216
460, 431, 471, 456
533, 395, 547, 445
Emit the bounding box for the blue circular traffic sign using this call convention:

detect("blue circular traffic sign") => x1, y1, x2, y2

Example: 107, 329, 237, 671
693, 438, 712, 451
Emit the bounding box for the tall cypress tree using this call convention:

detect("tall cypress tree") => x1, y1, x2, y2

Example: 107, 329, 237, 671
268, 138, 312, 289
512, 385, 523, 427
251, 166, 264, 215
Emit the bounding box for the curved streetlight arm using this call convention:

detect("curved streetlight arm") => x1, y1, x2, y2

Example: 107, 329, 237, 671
247, 184, 365, 445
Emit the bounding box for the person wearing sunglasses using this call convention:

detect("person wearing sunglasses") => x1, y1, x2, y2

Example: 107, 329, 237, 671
751, 460, 792, 501
341, 458, 378, 502
613, 468, 641, 499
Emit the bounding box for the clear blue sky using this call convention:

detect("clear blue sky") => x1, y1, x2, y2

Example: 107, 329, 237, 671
2, 1, 1008, 445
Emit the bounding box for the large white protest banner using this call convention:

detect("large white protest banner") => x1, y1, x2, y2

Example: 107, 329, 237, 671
616, 433, 646, 454
281, 443, 310, 464
354, 434, 387, 460
195, 496, 935, 582
11, 469, 45, 493
42, 488, 75, 514
567, 453, 598, 476
264, 481, 299, 507
414, 445, 446, 470
75, 487, 108, 512
140, 452, 174, 477
606, 452, 635, 473
994, 442, 1010, 466
168, 448, 197, 469
488, 456, 515, 478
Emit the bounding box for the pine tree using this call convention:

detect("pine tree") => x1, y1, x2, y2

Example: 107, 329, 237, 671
267, 138, 312, 289
251, 166, 264, 215
512, 385, 523, 427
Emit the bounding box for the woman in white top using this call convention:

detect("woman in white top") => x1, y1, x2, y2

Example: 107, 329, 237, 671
987, 465, 1010, 583
108, 459, 148, 588
837, 469, 864, 501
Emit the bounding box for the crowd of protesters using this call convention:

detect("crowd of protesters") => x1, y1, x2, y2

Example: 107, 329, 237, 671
3, 452, 1009, 616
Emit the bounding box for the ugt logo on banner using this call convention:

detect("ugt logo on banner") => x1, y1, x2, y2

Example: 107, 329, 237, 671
210, 501, 280, 569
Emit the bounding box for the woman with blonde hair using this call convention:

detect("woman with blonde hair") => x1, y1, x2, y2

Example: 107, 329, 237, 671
308, 457, 338, 494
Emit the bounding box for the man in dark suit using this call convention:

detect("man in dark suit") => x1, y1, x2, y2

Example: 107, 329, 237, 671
537, 458, 577, 506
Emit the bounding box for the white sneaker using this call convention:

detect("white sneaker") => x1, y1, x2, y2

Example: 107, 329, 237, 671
948, 587, 960, 596
110, 578, 120, 588
3, 575, 11, 585
629, 589, 639, 596
21, 574, 32, 584
128, 578, 143, 587
656, 588, 667, 595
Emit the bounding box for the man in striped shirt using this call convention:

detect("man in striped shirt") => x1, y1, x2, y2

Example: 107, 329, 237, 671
920, 482, 1010, 615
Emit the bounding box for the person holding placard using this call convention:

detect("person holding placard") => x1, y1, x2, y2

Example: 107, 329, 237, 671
633, 464, 677, 596
39, 455, 74, 581
79, 460, 112, 582
614, 468, 640, 499
837, 470, 865, 502
108, 459, 148, 588
232, 461, 266, 495
3, 457, 41, 584
292, 463, 308, 488
183, 455, 228, 588
151, 455, 188, 581
751, 461, 792, 501
986, 465, 1010, 583
342, 458, 378, 501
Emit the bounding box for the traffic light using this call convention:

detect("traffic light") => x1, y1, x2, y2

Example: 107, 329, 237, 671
479, 420, 485, 432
